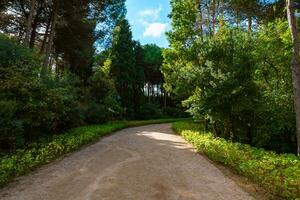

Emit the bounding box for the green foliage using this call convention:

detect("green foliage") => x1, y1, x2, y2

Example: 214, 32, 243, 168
162, 106, 189, 118
252, 20, 296, 153
0, 34, 40, 73
132, 41, 146, 115
142, 44, 163, 85
137, 103, 163, 120
0, 34, 40, 148
0, 100, 23, 149
183, 27, 259, 142
54, 0, 102, 81
172, 121, 300, 199
0, 118, 183, 186
0, 34, 117, 150
163, 0, 297, 154
110, 18, 138, 117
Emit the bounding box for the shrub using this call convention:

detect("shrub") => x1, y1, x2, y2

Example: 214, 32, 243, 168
85, 101, 109, 124
172, 121, 300, 199
0, 119, 181, 186
163, 106, 189, 118
0, 34, 40, 149
137, 103, 163, 120
0, 100, 23, 149
0, 34, 81, 150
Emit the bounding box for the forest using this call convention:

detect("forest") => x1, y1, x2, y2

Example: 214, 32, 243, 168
0, 0, 300, 199
163, 0, 300, 155
0, 0, 300, 157
0, 0, 186, 152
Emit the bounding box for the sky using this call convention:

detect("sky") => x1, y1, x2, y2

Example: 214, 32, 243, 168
125, 0, 171, 48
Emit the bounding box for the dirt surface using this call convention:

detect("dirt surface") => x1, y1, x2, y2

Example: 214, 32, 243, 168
0, 124, 257, 200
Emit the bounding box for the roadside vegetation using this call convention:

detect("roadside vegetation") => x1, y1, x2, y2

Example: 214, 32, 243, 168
163, 0, 300, 155
0, 118, 184, 186
172, 121, 300, 199
1, 0, 300, 197
0, 1, 186, 154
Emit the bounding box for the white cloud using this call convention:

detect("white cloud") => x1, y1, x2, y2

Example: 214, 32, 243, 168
137, 5, 168, 38
139, 5, 162, 21
143, 23, 167, 38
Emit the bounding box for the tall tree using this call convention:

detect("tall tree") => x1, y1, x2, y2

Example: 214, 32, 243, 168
23, 0, 36, 47
54, 0, 95, 80
42, 0, 58, 75
133, 41, 145, 114
110, 18, 136, 116
143, 44, 164, 102
286, 0, 300, 155
227, 0, 261, 32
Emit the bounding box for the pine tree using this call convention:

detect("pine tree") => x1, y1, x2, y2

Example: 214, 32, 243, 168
133, 41, 145, 115
110, 18, 136, 117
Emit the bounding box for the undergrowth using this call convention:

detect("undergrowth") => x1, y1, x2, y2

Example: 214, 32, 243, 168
0, 118, 185, 186
172, 121, 300, 200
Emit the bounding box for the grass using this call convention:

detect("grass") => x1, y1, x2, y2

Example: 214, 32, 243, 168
0, 118, 185, 187
172, 121, 300, 200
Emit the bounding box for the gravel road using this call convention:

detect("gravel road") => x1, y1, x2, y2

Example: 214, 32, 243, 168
0, 124, 255, 200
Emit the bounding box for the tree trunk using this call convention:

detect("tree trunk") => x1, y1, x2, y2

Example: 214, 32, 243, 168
211, 0, 216, 34
196, 0, 203, 38
164, 91, 167, 108
218, 0, 225, 28
220, 0, 224, 19
29, 17, 38, 48
205, 0, 212, 36
212, 122, 220, 137
23, 0, 36, 47
286, 0, 300, 155
40, 17, 51, 54
17, 28, 25, 43
247, 14, 252, 32
42, 0, 58, 77
236, 11, 240, 27
246, 124, 253, 145
148, 83, 151, 103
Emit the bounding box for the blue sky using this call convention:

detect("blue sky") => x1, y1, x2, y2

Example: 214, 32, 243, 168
125, 0, 171, 48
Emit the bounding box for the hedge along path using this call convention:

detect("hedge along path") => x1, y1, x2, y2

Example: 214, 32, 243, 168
172, 121, 300, 200
0, 123, 255, 200
0, 118, 185, 187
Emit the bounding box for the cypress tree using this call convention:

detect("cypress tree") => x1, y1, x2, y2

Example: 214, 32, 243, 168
110, 18, 136, 117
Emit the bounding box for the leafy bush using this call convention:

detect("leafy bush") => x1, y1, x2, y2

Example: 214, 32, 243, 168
0, 34, 86, 149
0, 118, 183, 186
163, 15, 297, 154
172, 121, 300, 199
0, 100, 23, 149
85, 101, 110, 124
137, 103, 163, 119
163, 106, 189, 118
0, 34, 40, 149
0, 36, 81, 146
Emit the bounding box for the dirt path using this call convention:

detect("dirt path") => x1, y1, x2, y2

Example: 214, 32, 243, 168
0, 124, 256, 200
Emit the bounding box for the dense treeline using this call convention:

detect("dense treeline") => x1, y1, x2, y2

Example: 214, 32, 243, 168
2, 0, 299, 156
163, 0, 300, 154
0, 0, 185, 152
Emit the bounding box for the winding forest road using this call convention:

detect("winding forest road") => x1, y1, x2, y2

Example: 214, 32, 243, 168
0, 124, 256, 200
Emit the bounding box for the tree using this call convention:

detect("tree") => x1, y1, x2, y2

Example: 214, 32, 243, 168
286, 0, 300, 155
133, 41, 145, 114
227, 0, 261, 32
163, 0, 201, 100
110, 18, 136, 117
42, 0, 58, 74
0, 0, 126, 80
163, 0, 298, 153
54, 0, 95, 81
143, 44, 164, 102
23, 0, 36, 47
